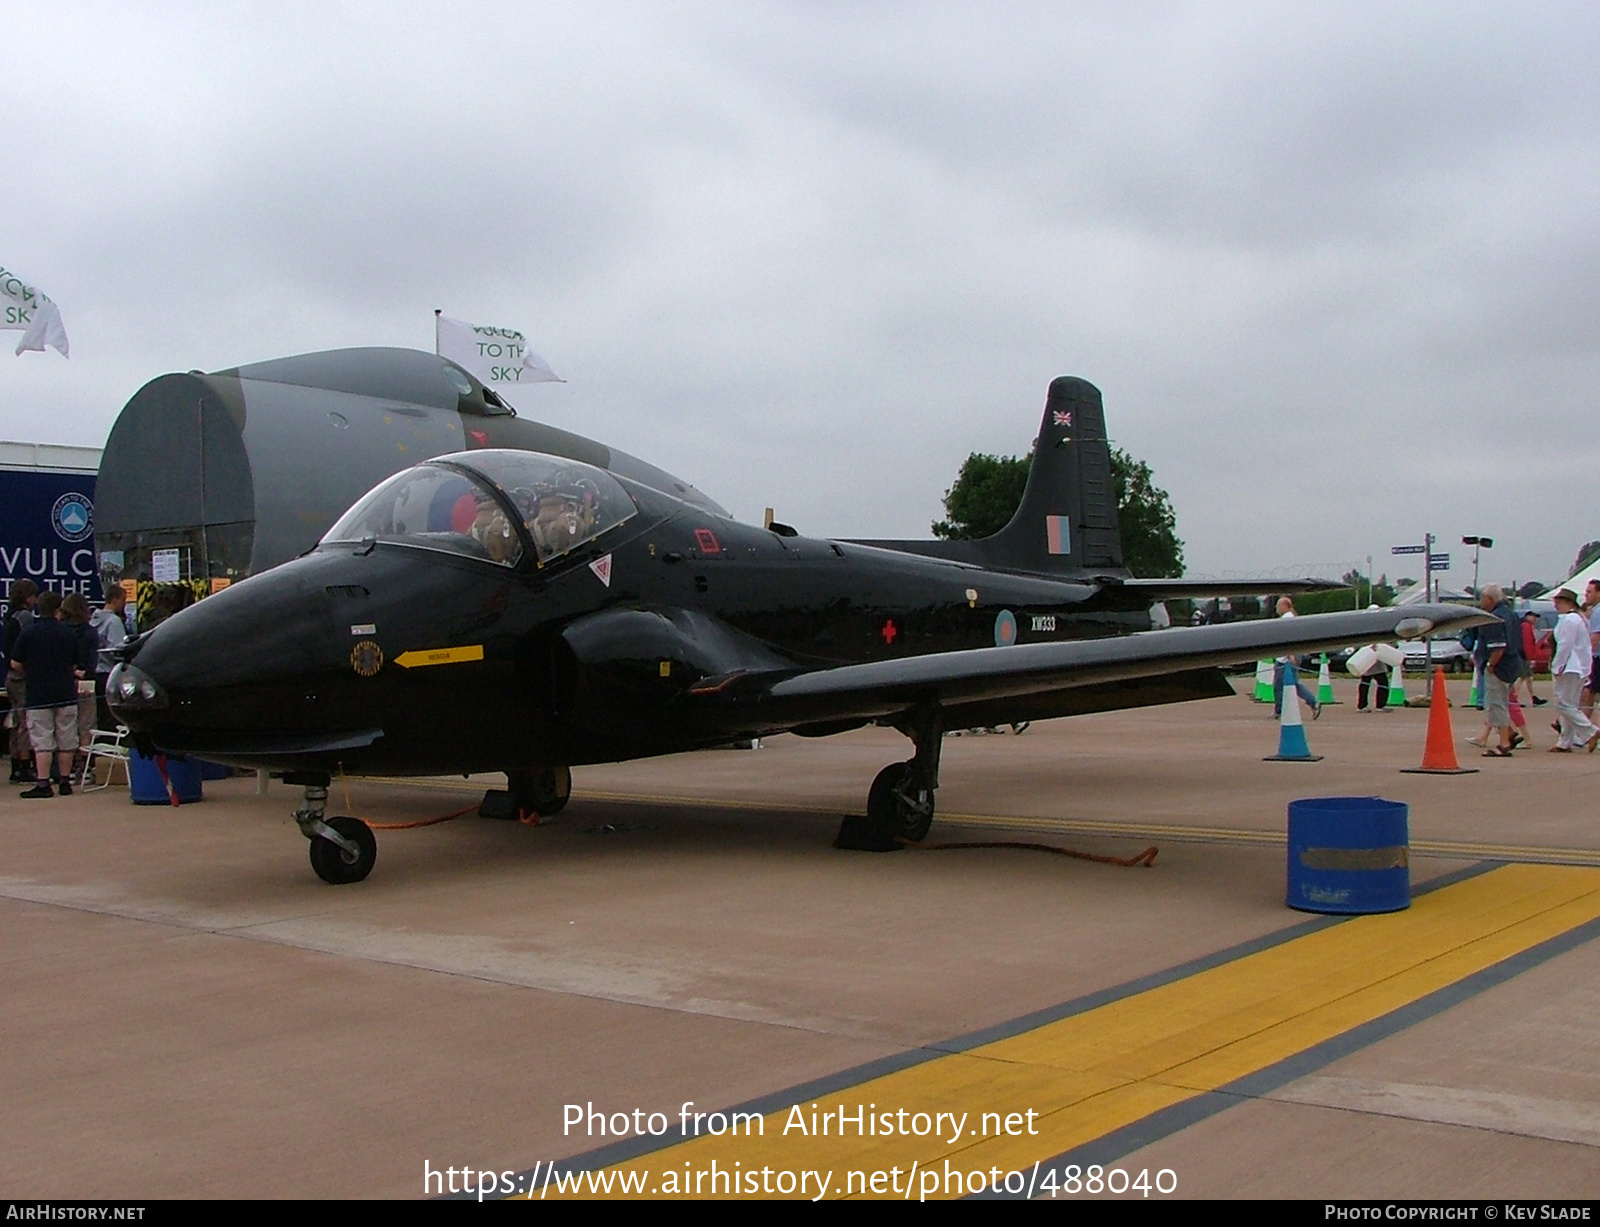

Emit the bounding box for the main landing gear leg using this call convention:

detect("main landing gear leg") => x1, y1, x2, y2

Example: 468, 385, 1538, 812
867, 704, 942, 843
288, 771, 377, 885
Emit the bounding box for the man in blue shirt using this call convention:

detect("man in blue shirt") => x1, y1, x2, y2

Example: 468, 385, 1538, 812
10, 592, 94, 797
1474, 583, 1523, 757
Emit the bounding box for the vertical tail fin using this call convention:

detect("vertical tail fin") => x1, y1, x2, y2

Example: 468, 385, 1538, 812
844, 375, 1126, 577
978, 376, 1124, 575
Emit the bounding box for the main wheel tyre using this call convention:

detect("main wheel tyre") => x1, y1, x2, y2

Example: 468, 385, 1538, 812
308, 816, 377, 885
867, 760, 934, 843
531, 765, 572, 815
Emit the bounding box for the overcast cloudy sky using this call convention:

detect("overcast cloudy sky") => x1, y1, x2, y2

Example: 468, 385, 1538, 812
6, 2, 1598, 586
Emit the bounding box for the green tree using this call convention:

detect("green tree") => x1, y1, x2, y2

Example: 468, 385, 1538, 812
932, 446, 1185, 578
1295, 569, 1394, 615
1109, 447, 1184, 578
1570, 541, 1600, 577
931, 453, 1029, 541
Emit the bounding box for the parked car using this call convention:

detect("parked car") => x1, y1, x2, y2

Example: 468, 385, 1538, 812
1401, 632, 1473, 673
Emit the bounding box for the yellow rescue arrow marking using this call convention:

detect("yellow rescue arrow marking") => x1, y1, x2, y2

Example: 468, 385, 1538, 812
394, 645, 484, 669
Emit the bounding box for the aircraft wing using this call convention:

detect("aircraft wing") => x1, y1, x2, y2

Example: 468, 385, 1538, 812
734, 603, 1492, 726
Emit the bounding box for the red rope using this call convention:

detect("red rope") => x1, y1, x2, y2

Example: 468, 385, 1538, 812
899, 838, 1159, 867
361, 804, 480, 831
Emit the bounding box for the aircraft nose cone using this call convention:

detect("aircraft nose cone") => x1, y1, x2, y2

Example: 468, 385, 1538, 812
106, 663, 169, 717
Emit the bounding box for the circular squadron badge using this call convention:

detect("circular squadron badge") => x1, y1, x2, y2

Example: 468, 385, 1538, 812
350, 641, 384, 677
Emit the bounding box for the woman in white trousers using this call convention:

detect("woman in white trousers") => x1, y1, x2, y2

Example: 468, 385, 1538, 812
1549, 589, 1599, 752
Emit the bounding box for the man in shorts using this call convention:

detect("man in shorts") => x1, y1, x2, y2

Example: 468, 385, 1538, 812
1475, 584, 1523, 757
9, 592, 94, 798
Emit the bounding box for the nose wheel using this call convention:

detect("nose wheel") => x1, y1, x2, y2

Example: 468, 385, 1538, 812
289, 775, 379, 884
308, 816, 378, 884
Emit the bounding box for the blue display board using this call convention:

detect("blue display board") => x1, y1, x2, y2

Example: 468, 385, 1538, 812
0, 469, 100, 604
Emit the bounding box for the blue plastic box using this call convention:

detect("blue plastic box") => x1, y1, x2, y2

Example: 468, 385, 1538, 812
1286, 796, 1409, 914
128, 749, 203, 805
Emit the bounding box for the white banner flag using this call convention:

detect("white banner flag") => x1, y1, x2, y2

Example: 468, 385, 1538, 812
436, 314, 561, 386
1, 264, 70, 357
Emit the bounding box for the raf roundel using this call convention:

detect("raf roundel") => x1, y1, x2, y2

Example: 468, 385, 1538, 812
350, 641, 384, 678
51, 493, 94, 543
994, 609, 1018, 647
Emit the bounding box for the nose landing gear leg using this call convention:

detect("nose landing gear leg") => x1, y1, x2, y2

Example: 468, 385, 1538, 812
287, 772, 377, 884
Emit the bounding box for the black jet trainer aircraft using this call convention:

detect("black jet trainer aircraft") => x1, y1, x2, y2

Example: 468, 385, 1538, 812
108, 376, 1490, 883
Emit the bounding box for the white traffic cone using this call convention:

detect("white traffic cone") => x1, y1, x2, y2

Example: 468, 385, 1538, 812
1265, 665, 1323, 761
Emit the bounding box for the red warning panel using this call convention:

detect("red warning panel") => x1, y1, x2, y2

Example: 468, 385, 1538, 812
693, 528, 722, 555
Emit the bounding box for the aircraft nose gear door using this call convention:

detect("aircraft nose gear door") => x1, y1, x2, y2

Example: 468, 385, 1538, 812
866, 704, 942, 843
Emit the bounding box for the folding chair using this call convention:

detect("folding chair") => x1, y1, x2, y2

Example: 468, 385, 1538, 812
80, 726, 130, 791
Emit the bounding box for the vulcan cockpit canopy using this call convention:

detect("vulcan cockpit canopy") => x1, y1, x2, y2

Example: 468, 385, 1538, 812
321, 449, 637, 567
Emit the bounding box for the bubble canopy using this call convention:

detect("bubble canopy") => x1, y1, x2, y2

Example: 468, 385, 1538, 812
321, 450, 638, 567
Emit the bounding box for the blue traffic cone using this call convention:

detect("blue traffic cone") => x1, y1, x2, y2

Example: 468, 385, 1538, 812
1265, 665, 1324, 762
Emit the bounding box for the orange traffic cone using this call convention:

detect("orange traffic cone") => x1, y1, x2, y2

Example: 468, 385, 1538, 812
1401, 667, 1478, 775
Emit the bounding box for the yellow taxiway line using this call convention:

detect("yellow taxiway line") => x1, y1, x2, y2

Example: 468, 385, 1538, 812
524, 864, 1600, 1199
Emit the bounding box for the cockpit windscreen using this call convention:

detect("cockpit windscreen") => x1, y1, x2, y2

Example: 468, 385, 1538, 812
460, 450, 636, 564
321, 450, 636, 567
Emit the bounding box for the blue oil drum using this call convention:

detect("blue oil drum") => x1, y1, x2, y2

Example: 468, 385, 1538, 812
1286, 796, 1409, 914
129, 750, 204, 805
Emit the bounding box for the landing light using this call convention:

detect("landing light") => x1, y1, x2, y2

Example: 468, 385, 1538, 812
108, 665, 168, 710
1393, 617, 1435, 640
